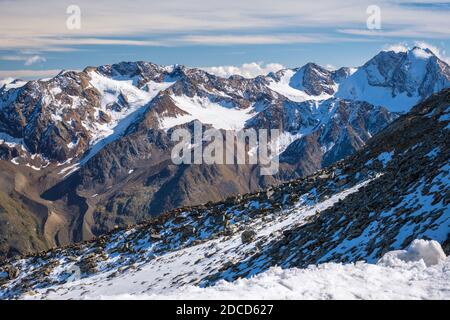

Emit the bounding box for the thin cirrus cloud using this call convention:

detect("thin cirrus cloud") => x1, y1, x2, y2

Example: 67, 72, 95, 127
0, 69, 62, 80
0, 37, 165, 51
179, 34, 325, 46
0, 0, 450, 51
0, 54, 47, 66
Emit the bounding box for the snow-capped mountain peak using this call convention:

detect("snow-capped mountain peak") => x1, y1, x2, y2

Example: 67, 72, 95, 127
266, 63, 337, 103
336, 46, 450, 112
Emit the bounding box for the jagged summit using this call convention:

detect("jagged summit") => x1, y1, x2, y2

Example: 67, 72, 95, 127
336, 46, 450, 111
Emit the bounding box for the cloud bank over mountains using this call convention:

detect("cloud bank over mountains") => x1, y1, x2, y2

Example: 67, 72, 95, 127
201, 62, 285, 78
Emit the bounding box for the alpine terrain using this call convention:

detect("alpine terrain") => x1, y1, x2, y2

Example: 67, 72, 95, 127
0, 85, 449, 299
0, 45, 449, 268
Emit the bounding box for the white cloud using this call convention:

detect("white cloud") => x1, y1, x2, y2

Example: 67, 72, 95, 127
0, 55, 26, 61
0, 54, 47, 66
0, 69, 62, 80
24, 55, 46, 66
383, 41, 450, 64
0, 37, 165, 51
201, 62, 285, 78
323, 64, 337, 71
0, 77, 17, 87
383, 43, 409, 53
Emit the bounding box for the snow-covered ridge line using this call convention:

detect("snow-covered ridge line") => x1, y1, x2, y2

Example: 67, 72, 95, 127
267, 68, 337, 103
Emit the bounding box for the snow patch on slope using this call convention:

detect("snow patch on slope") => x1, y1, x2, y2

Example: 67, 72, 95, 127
336, 69, 420, 113
0, 132, 26, 151
161, 95, 255, 130
86, 71, 173, 146
0, 78, 27, 91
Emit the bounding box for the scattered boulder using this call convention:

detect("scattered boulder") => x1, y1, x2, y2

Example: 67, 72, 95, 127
266, 189, 275, 199
241, 229, 257, 244
76, 254, 98, 274
225, 224, 239, 236
3, 265, 20, 280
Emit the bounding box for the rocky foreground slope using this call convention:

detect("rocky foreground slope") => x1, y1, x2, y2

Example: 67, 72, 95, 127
0, 46, 449, 258
0, 88, 448, 299
92, 240, 450, 300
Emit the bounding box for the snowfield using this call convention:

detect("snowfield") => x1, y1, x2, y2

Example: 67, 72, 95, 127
118, 254, 450, 300
24, 240, 450, 300
161, 95, 255, 130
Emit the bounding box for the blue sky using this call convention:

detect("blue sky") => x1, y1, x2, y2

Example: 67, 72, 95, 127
1, 0, 450, 79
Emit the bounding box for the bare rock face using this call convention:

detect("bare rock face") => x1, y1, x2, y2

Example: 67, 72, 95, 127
0, 71, 98, 162
296, 63, 336, 96
241, 229, 257, 244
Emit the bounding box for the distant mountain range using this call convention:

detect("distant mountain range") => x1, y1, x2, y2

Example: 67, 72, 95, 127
0, 46, 449, 258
